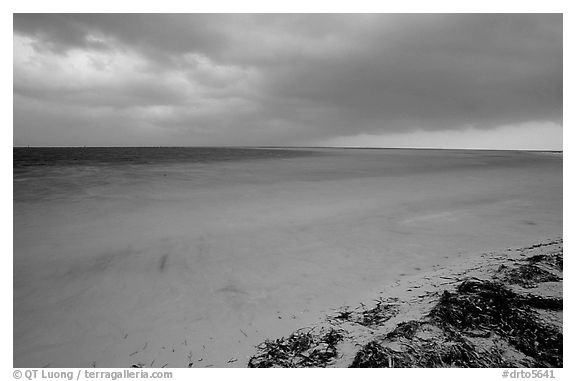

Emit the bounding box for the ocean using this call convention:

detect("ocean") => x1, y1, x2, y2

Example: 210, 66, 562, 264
13, 147, 320, 168
13, 147, 562, 367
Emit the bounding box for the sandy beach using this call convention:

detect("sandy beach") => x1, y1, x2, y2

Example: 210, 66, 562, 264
249, 239, 563, 367
13, 148, 562, 367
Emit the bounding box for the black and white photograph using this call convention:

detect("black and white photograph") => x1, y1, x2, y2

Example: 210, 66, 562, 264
11, 8, 565, 374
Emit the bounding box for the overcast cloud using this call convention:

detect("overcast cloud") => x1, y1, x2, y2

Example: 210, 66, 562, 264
13, 14, 562, 148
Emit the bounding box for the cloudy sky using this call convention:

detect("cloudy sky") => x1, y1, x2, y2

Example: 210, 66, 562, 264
13, 14, 562, 149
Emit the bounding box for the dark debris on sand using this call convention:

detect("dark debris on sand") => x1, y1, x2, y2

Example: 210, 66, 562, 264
331, 298, 400, 327
526, 253, 563, 270
430, 280, 561, 367
249, 246, 563, 368
499, 264, 561, 288
352, 251, 563, 368
351, 328, 507, 368
248, 328, 344, 368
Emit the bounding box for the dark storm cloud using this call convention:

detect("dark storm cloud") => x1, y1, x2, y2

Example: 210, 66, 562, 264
13, 14, 228, 58
13, 14, 562, 146
260, 14, 562, 132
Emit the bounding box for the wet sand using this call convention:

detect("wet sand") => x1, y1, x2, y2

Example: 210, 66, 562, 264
13, 149, 562, 367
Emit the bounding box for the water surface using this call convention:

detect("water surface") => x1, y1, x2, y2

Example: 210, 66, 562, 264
14, 147, 562, 367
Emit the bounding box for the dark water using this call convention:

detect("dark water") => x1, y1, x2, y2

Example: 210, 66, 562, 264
13, 147, 326, 203
13, 147, 321, 169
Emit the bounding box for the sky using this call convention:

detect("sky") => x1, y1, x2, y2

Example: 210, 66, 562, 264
13, 14, 563, 149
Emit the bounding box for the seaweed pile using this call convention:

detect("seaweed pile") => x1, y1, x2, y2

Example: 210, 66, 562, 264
351, 251, 563, 368
351, 322, 506, 368
248, 328, 344, 368
526, 253, 563, 270
500, 263, 560, 288
248, 244, 563, 368
332, 297, 400, 327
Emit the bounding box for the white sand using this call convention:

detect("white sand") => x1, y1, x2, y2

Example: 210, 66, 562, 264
13, 149, 562, 367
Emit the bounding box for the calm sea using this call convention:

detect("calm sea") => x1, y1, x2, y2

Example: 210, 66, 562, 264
13, 147, 320, 169
13, 147, 562, 367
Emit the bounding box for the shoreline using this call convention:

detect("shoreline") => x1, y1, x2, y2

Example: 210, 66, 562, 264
247, 238, 563, 368
14, 148, 562, 368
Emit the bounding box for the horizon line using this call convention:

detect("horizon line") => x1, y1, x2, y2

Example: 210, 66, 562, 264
12, 145, 563, 153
